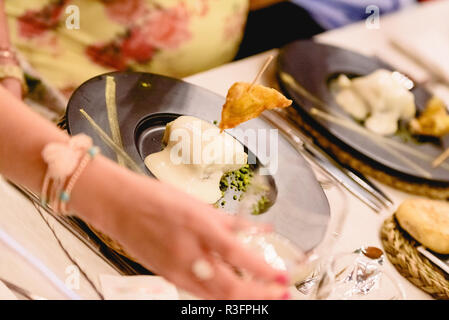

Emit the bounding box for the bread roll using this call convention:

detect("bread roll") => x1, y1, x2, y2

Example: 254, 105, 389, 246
396, 198, 449, 254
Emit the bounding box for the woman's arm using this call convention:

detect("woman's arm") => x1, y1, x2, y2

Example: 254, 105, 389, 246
0, 0, 22, 99
0, 86, 289, 299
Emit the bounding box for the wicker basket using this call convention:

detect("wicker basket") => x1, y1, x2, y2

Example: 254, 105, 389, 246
381, 215, 449, 300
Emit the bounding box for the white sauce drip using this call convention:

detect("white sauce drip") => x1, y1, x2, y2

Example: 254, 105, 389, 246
145, 116, 248, 204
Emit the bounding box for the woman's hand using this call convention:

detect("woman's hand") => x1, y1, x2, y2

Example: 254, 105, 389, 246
0, 83, 289, 300
71, 157, 290, 300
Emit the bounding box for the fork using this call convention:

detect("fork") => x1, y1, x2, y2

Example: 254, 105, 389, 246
261, 110, 393, 212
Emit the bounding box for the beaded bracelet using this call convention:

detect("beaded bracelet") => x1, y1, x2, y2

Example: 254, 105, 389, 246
41, 134, 100, 215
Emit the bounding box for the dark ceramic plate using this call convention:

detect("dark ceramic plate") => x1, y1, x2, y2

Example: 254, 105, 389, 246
278, 40, 449, 187
66, 71, 330, 252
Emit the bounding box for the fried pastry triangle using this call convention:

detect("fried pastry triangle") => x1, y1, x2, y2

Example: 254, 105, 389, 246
219, 82, 292, 131
410, 97, 449, 137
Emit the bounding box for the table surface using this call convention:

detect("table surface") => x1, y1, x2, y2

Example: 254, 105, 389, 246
1, 1, 448, 300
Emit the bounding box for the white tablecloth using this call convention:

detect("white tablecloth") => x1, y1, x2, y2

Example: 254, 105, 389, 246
1, 1, 447, 300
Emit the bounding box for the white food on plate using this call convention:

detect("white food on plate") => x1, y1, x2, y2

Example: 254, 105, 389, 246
333, 69, 416, 136
145, 116, 247, 204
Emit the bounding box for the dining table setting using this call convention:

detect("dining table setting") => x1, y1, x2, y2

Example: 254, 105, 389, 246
1, 0, 449, 301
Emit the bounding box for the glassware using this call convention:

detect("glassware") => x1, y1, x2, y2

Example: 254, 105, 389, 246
316, 247, 406, 300
235, 163, 349, 289
235, 161, 405, 300
0, 228, 80, 300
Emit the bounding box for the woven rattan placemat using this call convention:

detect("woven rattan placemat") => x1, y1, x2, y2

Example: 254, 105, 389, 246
380, 215, 449, 300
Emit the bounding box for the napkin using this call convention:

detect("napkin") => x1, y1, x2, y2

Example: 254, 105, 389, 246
99, 275, 179, 300
0, 281, 18, 300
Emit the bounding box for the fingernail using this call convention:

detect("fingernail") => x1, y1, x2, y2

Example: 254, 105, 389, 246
281, 292, 291, 300
275, 274, 289, 285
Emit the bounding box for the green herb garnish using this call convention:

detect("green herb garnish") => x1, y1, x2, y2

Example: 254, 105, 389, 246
252, 196, 270, 215
220, 164, 253, 193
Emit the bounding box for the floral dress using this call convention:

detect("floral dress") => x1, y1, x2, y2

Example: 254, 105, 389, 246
5, 0, 249, 96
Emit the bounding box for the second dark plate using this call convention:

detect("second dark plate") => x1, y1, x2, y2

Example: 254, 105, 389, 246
278, 40, 449, 187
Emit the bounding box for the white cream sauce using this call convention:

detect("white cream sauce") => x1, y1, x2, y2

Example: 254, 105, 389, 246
145, 116, 248, 204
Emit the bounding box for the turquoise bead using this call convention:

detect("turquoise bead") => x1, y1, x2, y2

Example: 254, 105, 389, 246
88, 146, 99, 158
60, 191, 70, 202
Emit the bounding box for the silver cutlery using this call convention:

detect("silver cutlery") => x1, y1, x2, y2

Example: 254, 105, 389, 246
417, 246, 449, 275
262, 110, 393, 212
